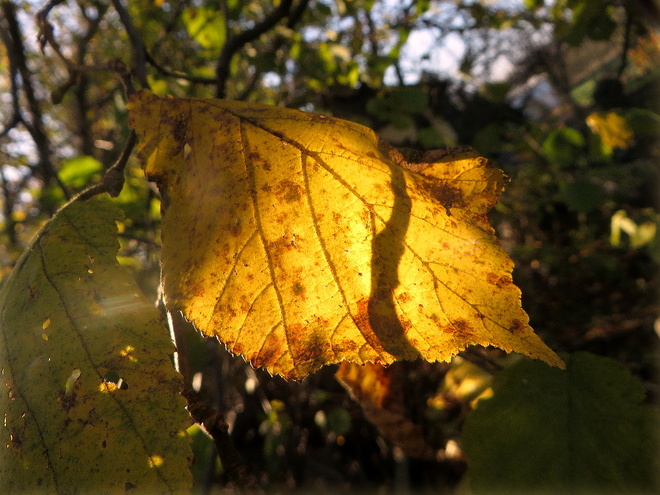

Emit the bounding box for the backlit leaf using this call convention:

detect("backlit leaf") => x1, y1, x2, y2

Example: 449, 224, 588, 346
586, 111, 635, 152
182, 7, 226, 50
0, 197, 192, 493
128, 90, 563, 379
336, 361, 436, 459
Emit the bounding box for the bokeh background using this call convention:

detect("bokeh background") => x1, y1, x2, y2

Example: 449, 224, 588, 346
1, 1, 658, 493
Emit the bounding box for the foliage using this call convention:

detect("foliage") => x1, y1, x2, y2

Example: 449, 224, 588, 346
0, 198, 191, 493
0, 0, 658, 493
463, 352, 658, 494
128, 89, 561, 379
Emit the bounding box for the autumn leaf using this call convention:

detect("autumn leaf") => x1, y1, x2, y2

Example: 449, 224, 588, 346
586, 111, 635, 151
336, 362, 436, 460
0, 197, 192, 493
128, 89, 564, 379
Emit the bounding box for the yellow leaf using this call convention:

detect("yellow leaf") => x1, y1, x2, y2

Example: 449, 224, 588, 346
586, 111, 634, 150
128, 90, 564, 379
0, 197, 192, 493
336, 361, 436, 460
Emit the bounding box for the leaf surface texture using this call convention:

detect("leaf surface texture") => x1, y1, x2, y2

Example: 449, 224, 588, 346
0, 197, 192, 493
463, 352, 658, 493
129, 90, 563, 379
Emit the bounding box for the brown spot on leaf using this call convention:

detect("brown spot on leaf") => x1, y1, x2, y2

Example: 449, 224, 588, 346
57, 390, 77, 413
487, 272, 512, 288
509, 319, 526, 335
292, 282, 306, 298
227, 220, 242, 237
418, 178, 465, 215
275, 179, 303, 203
251, 348, 277, 368
354, 298, 379, 347
441, 318, 474, 336
397, 292, 411, 303
220, 243, 230, 257
294, 339, 326, 366
172, 113, 188, 149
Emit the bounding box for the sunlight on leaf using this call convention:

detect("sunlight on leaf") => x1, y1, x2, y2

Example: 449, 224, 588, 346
587, 111, 635, 152
336, 361, 436, 459
182, 7, 226, 50
129, 90, 564, 379
427, 357, 493, 410
0, 197, 192, 493
610, 209, 657, 248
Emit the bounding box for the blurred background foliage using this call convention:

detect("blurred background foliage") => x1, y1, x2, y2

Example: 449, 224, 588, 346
1, 0, 658, 493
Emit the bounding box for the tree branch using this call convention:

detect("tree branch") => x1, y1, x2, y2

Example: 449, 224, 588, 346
183, 390, 257, 493
76, 128, 135, 202
0, 168, 18, 247
109, 0, 150, 90
144, 50, 219, 85
215, 0, 294, 98
3, 0, 62, 190
0, 20, 20, 138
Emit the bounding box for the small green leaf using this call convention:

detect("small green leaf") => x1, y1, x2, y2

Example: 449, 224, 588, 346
58, 156, 103, 189
182, 7, 226, 50
463, 352, 658, 494
542, 127, 584, 166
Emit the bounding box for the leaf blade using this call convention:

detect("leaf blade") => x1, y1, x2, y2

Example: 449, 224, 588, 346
129, 90, 563, 379
0, 197, 192, 493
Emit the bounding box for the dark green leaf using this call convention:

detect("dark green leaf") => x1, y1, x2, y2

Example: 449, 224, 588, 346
463, 352, 658, 494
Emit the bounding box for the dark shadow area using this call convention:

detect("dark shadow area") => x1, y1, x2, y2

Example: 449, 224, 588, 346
367, 161, 421, 360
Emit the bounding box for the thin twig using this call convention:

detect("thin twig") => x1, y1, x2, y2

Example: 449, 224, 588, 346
215, 0, 294, 98
617, 8, 633, 80
236, 0, 310, 101
76, 129, 135, 201
0, 168, 18, 247
0, 16, 21, 138
183, 390, 258, 493
144, 51, 219, 85
110, 0, 150, 90
4, 1, 64, 191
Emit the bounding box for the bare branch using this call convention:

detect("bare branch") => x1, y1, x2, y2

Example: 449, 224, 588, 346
3, 0, 64, 193
109, 0, 150, 90
184, 390, 258, 493
215, 0, 295, 98
76, 129, 136, 202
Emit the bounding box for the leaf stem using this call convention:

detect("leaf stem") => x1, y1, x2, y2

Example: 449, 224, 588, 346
183, 390, 258, 493
76, 130, 135, 202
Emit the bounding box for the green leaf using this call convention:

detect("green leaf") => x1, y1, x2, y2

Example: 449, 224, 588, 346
562, 1, 616, 45
58, 156, 103, 189
418, 127, 445, 149
0, 197, 192, 493
366, 87, 429, 125
524, 0, 544, 10
182, 7, 226, 50
542, 127, 584, 166
463, 352, 658, 494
